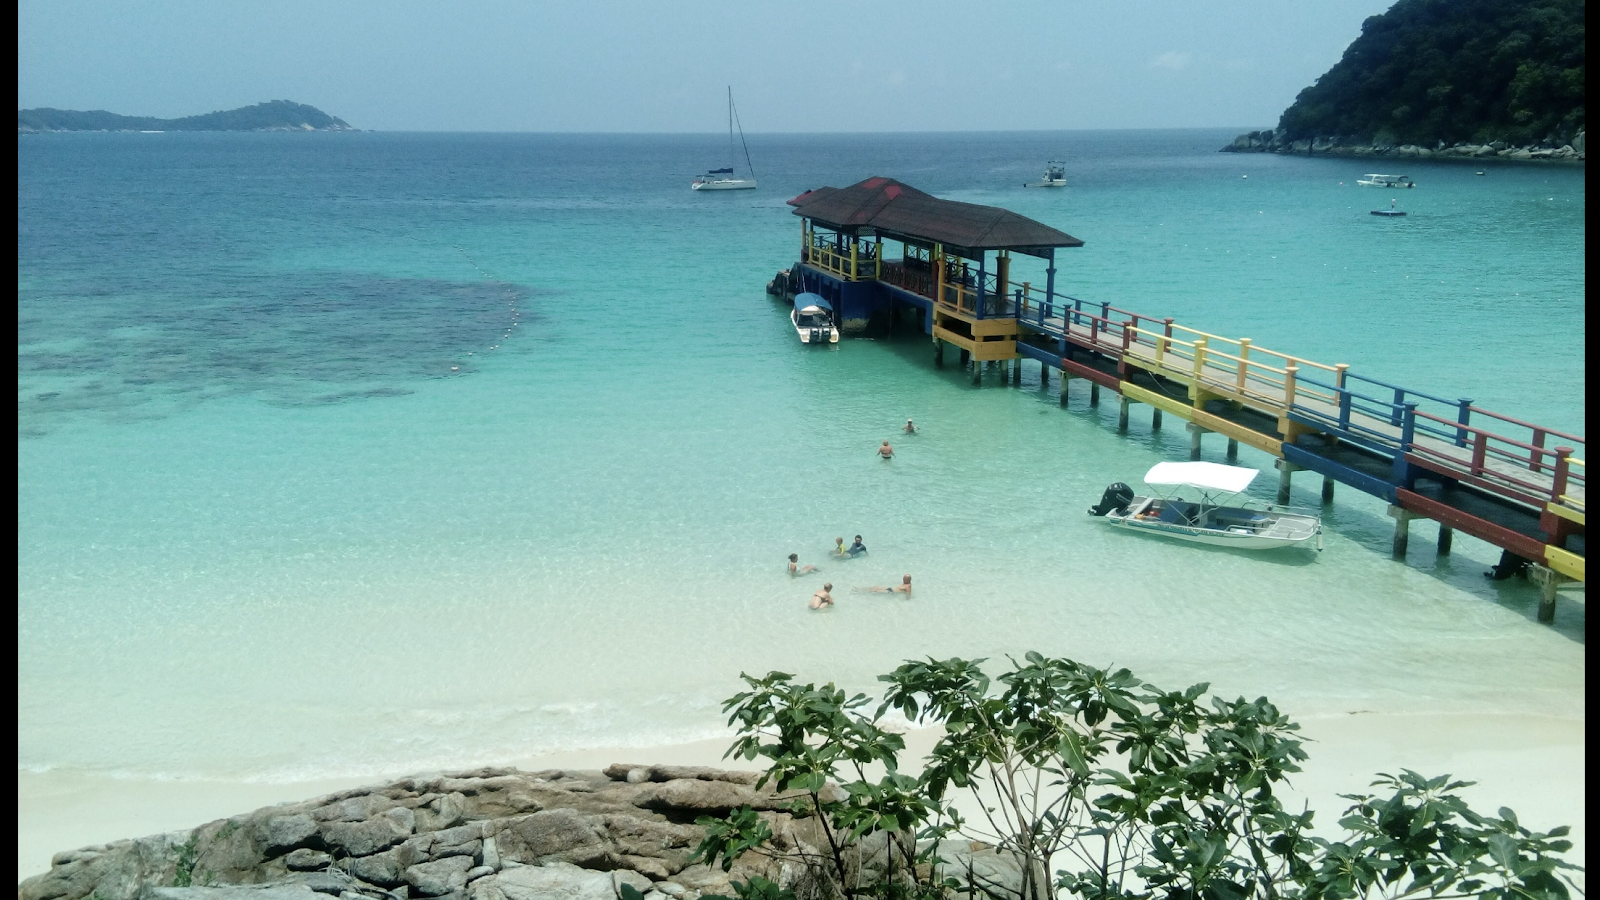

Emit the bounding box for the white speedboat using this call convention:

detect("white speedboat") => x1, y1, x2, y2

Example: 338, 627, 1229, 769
1024, 161, 1067, 188
1356, 174, 1414, 188
792, 292, 838, 344
1088, 462, 1322, 551
693, 87, 757, 191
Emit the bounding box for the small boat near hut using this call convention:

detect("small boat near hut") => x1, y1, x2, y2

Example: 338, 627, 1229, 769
1356, 173, 1415, 188
1088, 462, 1322, 551
1024, 161, 1068, 188
791, 292, 838, 344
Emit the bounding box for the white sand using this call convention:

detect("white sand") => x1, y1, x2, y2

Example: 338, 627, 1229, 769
18, 714, 1583, 887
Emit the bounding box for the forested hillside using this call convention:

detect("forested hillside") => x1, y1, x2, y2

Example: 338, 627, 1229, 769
1275, 0, 1584, 147
19, 100, 354, 132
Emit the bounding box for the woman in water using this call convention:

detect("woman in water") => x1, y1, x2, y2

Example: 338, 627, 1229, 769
788, 553, 818, 576
863, 574, 912, 596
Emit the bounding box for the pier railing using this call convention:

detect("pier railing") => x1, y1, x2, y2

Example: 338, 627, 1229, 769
1405, 408, 1586, 510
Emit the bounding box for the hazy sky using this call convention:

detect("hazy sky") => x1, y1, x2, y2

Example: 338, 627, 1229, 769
19, 1, 1396, 132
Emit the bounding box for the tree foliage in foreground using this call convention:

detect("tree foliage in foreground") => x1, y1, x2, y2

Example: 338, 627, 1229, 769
1275, 0, 1584, 147
690, 654, 1582, 900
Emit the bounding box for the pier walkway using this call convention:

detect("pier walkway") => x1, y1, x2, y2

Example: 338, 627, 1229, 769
781, 177, 1585, 622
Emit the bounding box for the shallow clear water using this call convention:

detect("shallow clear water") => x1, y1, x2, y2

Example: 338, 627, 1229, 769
17, 131, 1585, 782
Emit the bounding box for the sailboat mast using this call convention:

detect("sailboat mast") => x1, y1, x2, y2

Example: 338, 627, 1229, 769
727, 86, 735, 169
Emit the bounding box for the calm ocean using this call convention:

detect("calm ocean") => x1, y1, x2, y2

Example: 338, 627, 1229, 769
17, 130, 1585, 782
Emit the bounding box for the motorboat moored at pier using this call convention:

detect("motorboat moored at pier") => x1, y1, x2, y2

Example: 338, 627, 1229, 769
1089, 462, 1322, 551
791, 292, 838, 344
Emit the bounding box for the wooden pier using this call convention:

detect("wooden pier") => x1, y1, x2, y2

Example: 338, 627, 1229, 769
781, 177, 1586, 622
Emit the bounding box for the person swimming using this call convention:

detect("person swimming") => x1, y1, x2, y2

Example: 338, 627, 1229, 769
788, 553, 817, 576
848, 535, 867, 556
863, 574, 912, 595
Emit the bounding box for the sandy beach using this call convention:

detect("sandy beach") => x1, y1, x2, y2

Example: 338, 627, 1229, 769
18, 711, 1584, 887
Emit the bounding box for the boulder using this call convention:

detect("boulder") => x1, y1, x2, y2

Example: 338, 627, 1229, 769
471, 863, 616, 900
406, 857, 477, 897
146, 887, 325, 900
285, 850, 334, 872
323, 808, 415, 857
632, 780, 764, 814
416, 794, 467, 833
262, 815, 321, 857
495, 810, 607, 866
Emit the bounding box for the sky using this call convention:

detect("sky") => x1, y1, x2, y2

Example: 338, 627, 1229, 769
18, 0, 1397, 132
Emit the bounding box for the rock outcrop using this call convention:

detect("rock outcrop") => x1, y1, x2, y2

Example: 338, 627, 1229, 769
19, 765, 1026, 900
1221, 129, 1585, 163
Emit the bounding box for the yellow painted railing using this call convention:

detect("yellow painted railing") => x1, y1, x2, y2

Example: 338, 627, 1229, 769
803, 237, 880, 281
1121, 323, 1349, 411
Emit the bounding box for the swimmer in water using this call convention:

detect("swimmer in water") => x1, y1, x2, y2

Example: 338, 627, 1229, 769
878, 440, 894, 459
904, 419, 917, 434
833, 537, 848, 557
848, 536, 867, 557
788, 553, 817, 576
809, 583, 834, 609
863, 574, 912, 596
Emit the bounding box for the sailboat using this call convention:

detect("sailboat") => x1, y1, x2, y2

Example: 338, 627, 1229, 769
693, 87, 757, 191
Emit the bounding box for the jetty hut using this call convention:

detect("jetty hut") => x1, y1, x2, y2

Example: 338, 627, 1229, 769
786, 177, 1082, 372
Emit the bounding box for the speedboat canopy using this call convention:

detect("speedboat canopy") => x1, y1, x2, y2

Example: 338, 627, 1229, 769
793, 292, 832, 313
1143, 462, 1258, 493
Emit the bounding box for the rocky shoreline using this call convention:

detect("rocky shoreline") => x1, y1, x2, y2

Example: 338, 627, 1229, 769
1221, 129, 1584, 163
18, 765, 1023, 900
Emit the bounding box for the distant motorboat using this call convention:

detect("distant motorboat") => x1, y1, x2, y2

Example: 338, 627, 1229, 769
693, 87, 757, 191
1088, 462, 1322, 551
791, 293, 838, 344
1024, 161, 1067, 188
1357, 173, 1415, 188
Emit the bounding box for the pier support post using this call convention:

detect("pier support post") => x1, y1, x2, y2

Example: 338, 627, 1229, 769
1226, 438, 1239, 459
1039, 361, 1049, 390
959, 349, 970, 367
1187, 422, 1204, 460
1321, 475, 1336, 505
1530, 564, 1567, 623
1090, 383, 1100, 406
1437, 525, 1453, 556
1118, 396, 1130, 431
1276, 459, 1301, 506
971, 360, 982, 386
1387, 505, 1414, 559
1059, 373, 1070, 407
934, 339, 944, 368
1151, 408, 1163, 431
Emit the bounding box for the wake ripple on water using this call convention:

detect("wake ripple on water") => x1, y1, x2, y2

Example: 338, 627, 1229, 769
17, 272, 535, 437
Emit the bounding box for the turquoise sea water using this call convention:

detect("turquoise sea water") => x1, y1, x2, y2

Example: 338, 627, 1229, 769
17, 131, 1585, 782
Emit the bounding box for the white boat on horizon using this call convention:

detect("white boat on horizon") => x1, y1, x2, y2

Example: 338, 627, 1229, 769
1356, 173, 1415, 188
1024, 161, 1067, 188
791, 292, 838, 344
1088, 462, 1322, 551
693, 87, 757, 191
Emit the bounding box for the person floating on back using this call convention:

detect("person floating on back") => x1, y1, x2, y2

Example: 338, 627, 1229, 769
848, 535, 867, 556
878, 440, 894, 459
809, 583, 834, 610
787, 553, 817, 577
863, 574, 912, 596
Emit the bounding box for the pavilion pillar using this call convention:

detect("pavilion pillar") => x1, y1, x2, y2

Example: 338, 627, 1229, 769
1045, 249, 1057, 308
995, 252, 1011, 317
975, 254, 986, 320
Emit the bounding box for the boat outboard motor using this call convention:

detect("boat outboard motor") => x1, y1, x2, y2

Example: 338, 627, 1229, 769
1088, 482, 1135, 516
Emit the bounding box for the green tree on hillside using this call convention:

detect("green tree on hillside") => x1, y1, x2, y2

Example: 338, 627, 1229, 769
1276, 0, 1584, 147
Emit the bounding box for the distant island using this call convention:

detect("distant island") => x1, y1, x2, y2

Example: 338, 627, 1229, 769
1225, 0, 1584, 162
17, 100, 355, 133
